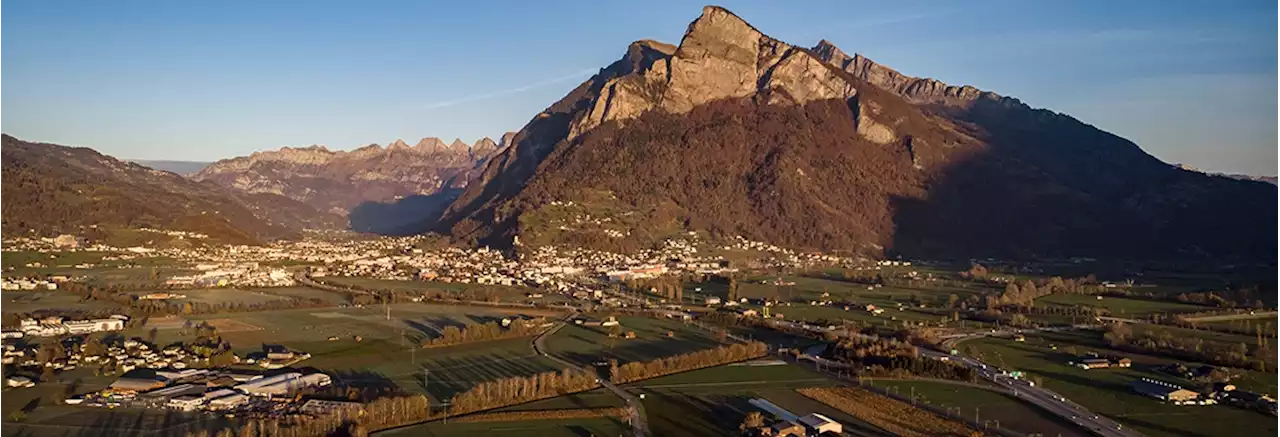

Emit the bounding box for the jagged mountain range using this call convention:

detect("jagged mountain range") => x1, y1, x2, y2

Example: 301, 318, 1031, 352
193, 136, 506, 232
438, 6, 1275, 260
0, 134, 343, 244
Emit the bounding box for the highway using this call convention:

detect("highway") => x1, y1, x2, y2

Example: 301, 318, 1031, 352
917, 349, 1143, 437
761, 318, 1145, 437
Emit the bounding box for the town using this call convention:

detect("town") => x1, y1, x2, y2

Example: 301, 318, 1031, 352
2, 228, 1276, 437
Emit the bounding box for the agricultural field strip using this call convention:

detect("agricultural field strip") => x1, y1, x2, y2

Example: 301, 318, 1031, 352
637, 378, 831, 389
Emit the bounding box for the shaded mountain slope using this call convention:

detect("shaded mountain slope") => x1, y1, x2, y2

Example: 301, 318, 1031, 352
1, 135, 341, 244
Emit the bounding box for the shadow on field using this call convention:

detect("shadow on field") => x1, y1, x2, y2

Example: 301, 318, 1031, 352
1111, 417, 1207, 437
556, 335, 722, 367
464, 314, 505, 325
418, 352, 559, 401
327, 370, 403, 401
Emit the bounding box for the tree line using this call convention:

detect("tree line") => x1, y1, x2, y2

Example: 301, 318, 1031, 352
827, 337, 976, 381
1103, 323, 1275, 372
422, 320, 546, 348
609, 341, 769, 384
448, 368, 599, 416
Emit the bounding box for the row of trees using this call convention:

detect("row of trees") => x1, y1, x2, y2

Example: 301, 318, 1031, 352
1174, 289, 1268, 309
422, 320, 545, 348
448, 368, 599, 415
828, 337, 976, 381
625, 277, 685, 302
609, 341, 769, 384
1103, 323, 1275, 372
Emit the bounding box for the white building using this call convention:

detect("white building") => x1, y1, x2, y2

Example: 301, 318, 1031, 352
20, 317, 123, 337
798, 413, 842, 435
233, 372, 328, 396
206, 393, 249, 409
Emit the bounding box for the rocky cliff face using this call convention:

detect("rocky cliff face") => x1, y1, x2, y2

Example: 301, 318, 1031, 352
195, 137, 501, 218
439, 6, 1274, 260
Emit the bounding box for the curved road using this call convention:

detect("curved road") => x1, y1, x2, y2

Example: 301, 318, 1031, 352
533, 314, 649, 437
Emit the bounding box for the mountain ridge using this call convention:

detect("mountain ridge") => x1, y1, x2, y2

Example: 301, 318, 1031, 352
1, 134, 343, 244
437, 5, 1275, 261
194, 135, 511, 233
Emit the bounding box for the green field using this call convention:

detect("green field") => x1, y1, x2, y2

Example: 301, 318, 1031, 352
1036, 294, 1211, 317
966, 333, 1277, 437
870, 380, 1086, 437
624, 363, 891, 437
3, 291, 125, 314
127, 303, 570, 401
542, 316, 725, 367
254, 286, 349, 303
680, 273, 983, 331
374, 417, 628, 437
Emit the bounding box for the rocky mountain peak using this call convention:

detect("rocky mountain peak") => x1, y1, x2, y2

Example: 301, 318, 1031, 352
472, 137, 498, 158
388, 139, 410, 149
810, 39, 850, 65
449, 138, 469, 150
564, 4, 858, 139
498, 132, 517, 149
415, 137, 447, 152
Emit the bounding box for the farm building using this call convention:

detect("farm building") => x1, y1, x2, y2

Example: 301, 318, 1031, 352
1078, 358, 1111, 370
769, 420, 806, 437
108, 376, 167, 393
1131, 378, 1199, 403
798, 413, 842, 434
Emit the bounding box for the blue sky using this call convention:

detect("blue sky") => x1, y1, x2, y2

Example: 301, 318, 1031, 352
3, 0, 1276, 175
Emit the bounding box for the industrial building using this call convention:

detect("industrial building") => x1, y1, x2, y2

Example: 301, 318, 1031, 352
234, 372, 330, 397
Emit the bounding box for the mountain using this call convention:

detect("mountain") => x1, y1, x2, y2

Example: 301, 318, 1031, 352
438, 6, 1276, 260
1, 135, 343, 244
128, 159, 212, 175
193, 137, 504, 232
1224, 174, 1278, 185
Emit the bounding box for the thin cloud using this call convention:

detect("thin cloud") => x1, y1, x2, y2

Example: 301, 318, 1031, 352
423, 68, 598, 110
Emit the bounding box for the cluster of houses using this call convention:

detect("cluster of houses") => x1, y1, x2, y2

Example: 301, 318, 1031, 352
1129, 378, 1277, 415
248, 344, 312, 369
721, 236, 859, 269
2, 334, 212, 385
76, 367, 335, 414
8, 315, 127, 338
0, 277, 63, 290
1213, 383, 1278, 416
164, 263, 294, 287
